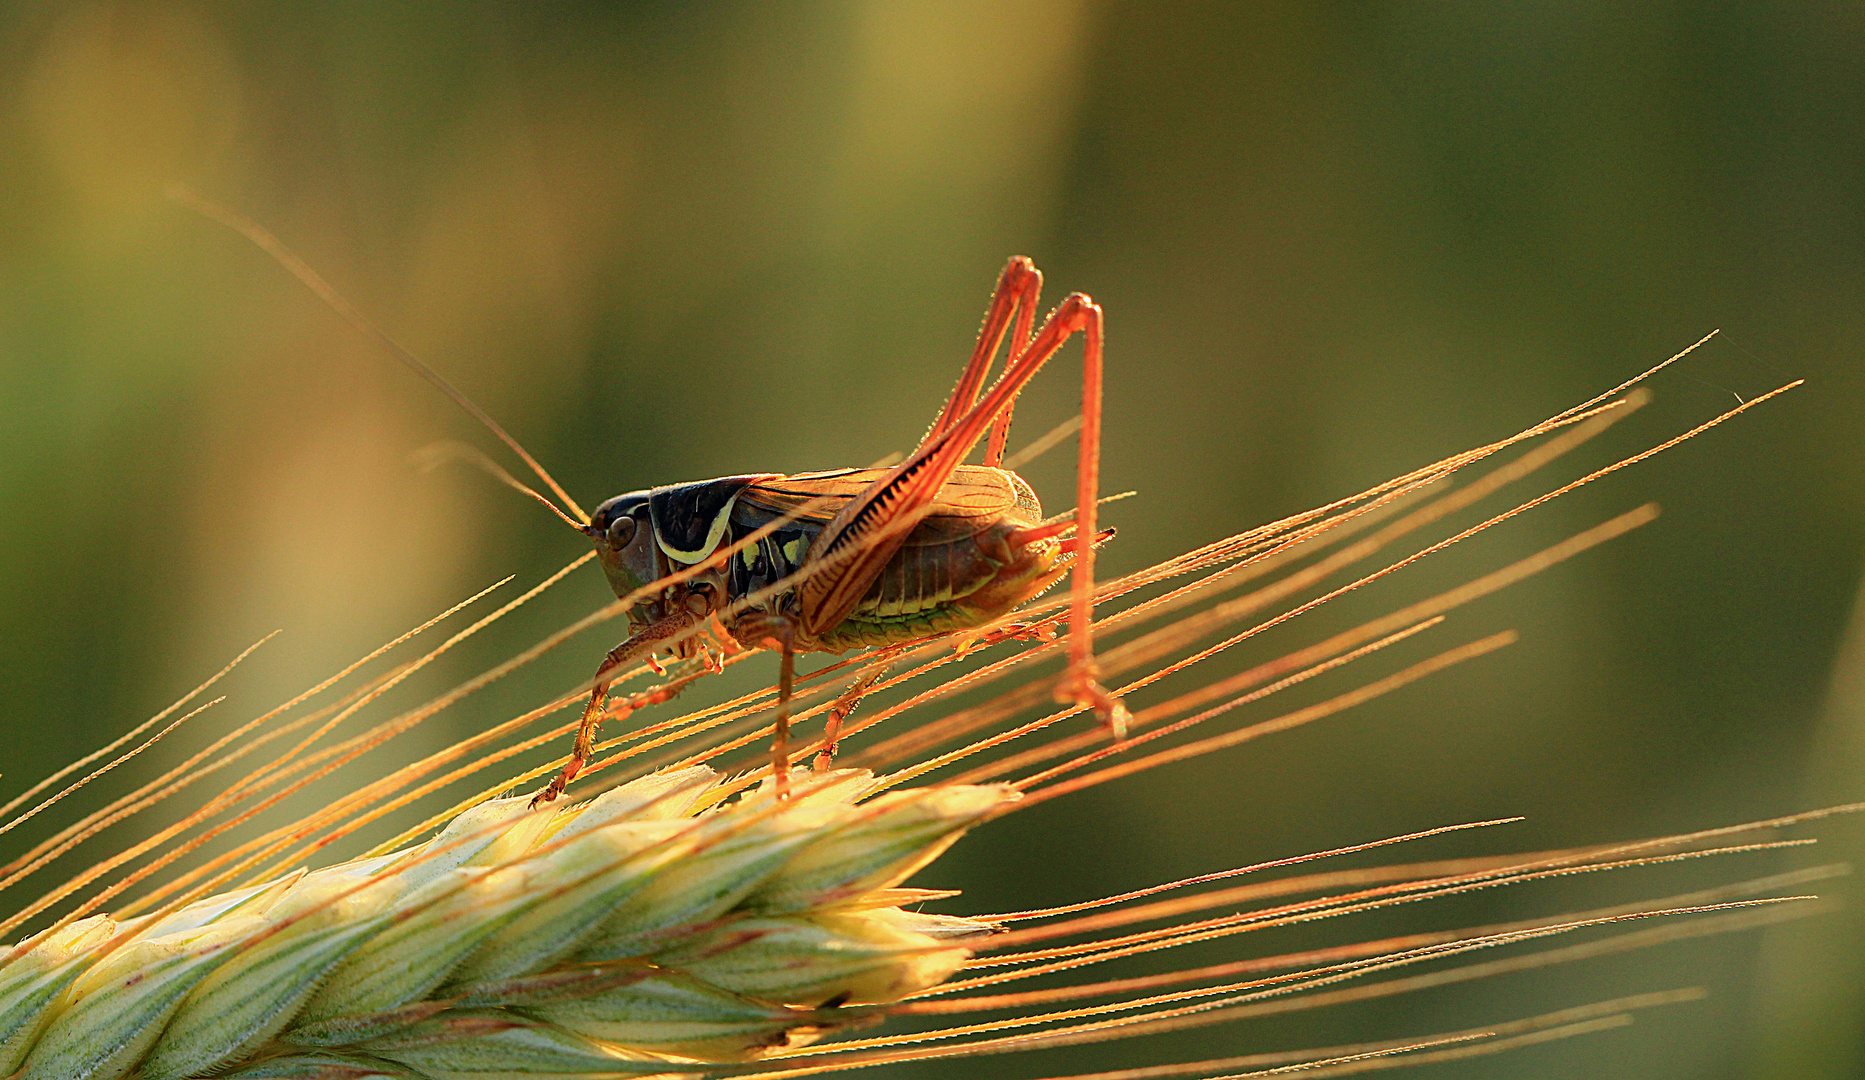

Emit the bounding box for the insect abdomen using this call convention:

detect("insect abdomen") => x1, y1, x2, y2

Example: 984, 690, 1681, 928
722, 464, 1063, 651
815, 520, 1065, 651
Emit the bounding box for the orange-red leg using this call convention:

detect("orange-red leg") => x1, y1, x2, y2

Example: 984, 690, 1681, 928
983, 270, 1039, 467
925, 257, 1042, 450
801, 285, 1127, 738
947, 292, 1125, 731
982, 266, 1039, 467
964, 294, 1127, 734
736, 613, 803, 799
813, 658, 894, 772
1045, 300, 1129, 736
774, 639, 796, 799
533, 611, 696, 807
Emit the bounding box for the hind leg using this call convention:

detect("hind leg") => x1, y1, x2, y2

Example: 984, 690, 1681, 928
798, 266, 1119, 749
1039, 301, 1128, 735
924, 257, 1042, 449
975, 293, 1129, 736
798, 270, 1127, 739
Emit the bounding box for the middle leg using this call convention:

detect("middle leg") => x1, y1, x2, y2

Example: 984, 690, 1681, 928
738, 613, 803, 799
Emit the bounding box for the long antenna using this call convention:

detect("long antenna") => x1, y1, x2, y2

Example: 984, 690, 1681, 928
168, 185, 591, 530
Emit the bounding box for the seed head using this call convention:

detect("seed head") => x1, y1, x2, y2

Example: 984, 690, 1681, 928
0, 359, 1831, 1078
0, 766, 1014, 1078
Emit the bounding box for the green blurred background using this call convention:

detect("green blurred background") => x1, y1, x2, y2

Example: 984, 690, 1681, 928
1, 3, 1862, 1077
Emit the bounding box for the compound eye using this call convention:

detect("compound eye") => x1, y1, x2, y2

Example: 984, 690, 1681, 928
606, 514, 638, 549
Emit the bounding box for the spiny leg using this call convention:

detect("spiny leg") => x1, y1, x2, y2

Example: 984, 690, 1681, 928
1043, 296, 1129, 737
813, 657, 895, 772
955, 293, 1126, 732
798, 277, 1125, 738
533, 612, 696, 807
551, 671, 701, 801
925, 257, 1042, 450
983, 270, 1039, 468
982, 393, 1022, 469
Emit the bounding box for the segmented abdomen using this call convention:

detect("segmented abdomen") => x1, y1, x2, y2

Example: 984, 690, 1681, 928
822, 520, 1062, 651
724, 466, 1063, 651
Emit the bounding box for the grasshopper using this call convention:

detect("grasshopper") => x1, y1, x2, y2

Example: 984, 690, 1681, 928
180, 193, 1126, 803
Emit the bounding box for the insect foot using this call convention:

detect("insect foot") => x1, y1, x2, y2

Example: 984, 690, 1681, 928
1058, 668, 1131, 740
950, 621, 1060, 659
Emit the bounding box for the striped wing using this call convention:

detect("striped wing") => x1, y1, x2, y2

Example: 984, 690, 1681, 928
727, 465, 1044, 641
737, 465, 1038, 538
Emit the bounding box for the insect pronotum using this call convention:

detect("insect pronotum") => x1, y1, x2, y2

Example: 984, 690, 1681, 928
175, 189, 1129, 804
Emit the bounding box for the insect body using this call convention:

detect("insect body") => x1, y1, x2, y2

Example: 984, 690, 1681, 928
593, 465, 1058, 653
176, 190, 1124, 806
541, 254, 1127, 803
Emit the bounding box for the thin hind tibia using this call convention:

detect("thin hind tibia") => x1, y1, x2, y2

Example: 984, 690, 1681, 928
533, 611, 697, 807
804, 275, 1126, 741
926, 257, 1042, 450
955, 290, 1128, 737
1029, 295, 1128, 738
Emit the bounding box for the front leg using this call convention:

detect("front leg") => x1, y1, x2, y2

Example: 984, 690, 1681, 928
533, 611, 698, 807
813, 656, 895, 773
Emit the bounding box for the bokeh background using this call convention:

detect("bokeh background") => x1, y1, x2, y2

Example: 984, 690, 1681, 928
1, 3, 1861, 1077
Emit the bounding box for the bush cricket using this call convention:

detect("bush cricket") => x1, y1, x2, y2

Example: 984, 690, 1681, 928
175, 191, 1127, 804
